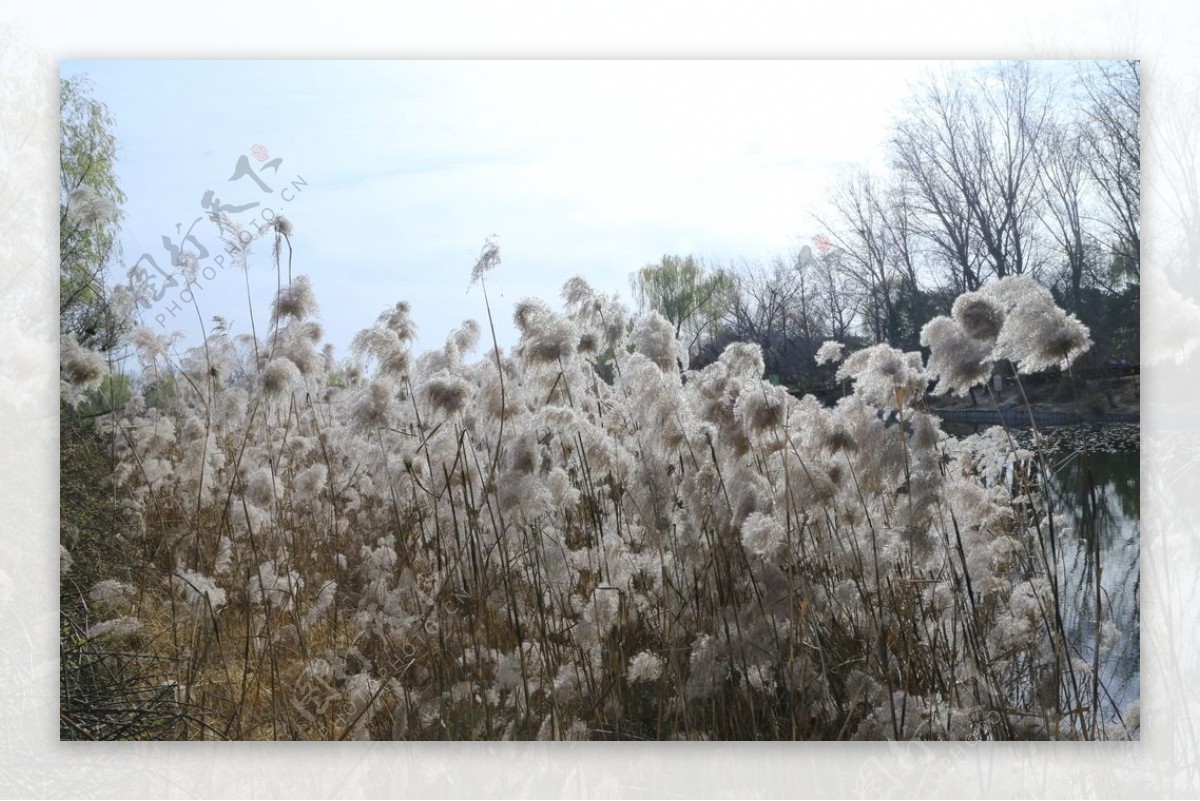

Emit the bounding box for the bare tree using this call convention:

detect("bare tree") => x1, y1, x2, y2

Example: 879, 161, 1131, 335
1036, 118, 1091, 311
820, 172, 899, 344
975, 61, 1053, 280
891, 62, 1053, 291
723, 258, 801, 367
1077, 60, 1140, 272
891, 75, 983, 292
703, 252, 832, 385
819, 171, 942, 346
811, 249, 860, 344
881, 177, 924, 292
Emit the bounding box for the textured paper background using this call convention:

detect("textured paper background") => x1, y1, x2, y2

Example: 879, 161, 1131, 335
1, 2, 1195, 797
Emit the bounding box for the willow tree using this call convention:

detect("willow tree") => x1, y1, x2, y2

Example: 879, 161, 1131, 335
60, 74, 126, 352
631, 254, 733, 356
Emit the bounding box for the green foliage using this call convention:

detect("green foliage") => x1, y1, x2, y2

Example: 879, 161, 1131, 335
324, 367, 349, 390
77, 373, 134, 418
60, 404, 177, 740
141, 372, 178, 410
888, 280, 953, 353
1107, 236, 1140, 287
60, 74, 126, 352
1073, 283, 1139, 364
631, 255, 733, 351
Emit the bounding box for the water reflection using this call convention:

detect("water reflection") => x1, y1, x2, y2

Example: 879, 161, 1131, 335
1044, 448, 1140, 734
941, 418, 1140, 734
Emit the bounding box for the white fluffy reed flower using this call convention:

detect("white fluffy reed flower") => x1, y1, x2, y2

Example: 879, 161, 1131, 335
293, 462, 328, 502
734, 383, 790, 435
173, 569, 227, 613
923, 277, 1091, 393
446, 319, 481, 362
685, 633, 726, 701
269, 321, 324, 378
951, 291, 1004, 342
245, 466, 281, 509
261, 357, 302, 396
981, 274, 1053, 310
106, 284, 139, 330
180, 414, 207, 443
85, 616, 143, 641
981, 276, 1091, 372
66, 185, 119, 227
577, 331, 599, 354
214, 389, 249, 433
561, 275, 595, 308
379, 300, 417, 340
601, 302, 628, 352
508, 431, 539, 474
247, 562, 301, 610
361, 538, 398, 582
130, 327, 172, 361
214, 536, 233, 575
993, 296, 1091, 373
627, 651, 664, 684
920, 316, 994, 396
89, 579, 136, 611
545, 467, 580, 510
60, 333, 108, 404
514, 299, 577, 364
351, 327, 411, 377
836, 344, 926, 409
552, 664, 583, 704
351, 379, 400, 430
303, 580, 338, 628
633, 311, 685, 372
469, 239, 501, 286
271, 275, 317, 325
586, 588, 622, 635
344, 672, 381, 738
909, 413, 942, 452
419, 373, 474, 415
740, 511, 786, 557
719, 342, 765, 380
495, 644, 535, 693
352, 302, 417, 376
815, 340, 845, 365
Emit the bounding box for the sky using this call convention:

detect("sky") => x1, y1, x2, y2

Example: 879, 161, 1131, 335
10, 1, 1192, 793
63, 59, 953, 358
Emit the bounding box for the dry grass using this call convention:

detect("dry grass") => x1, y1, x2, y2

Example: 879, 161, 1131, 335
60, 238, 1136, 741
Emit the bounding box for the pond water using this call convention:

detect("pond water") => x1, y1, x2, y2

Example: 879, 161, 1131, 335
1044, 447, 1140, 733
944, 421, 1140, 735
